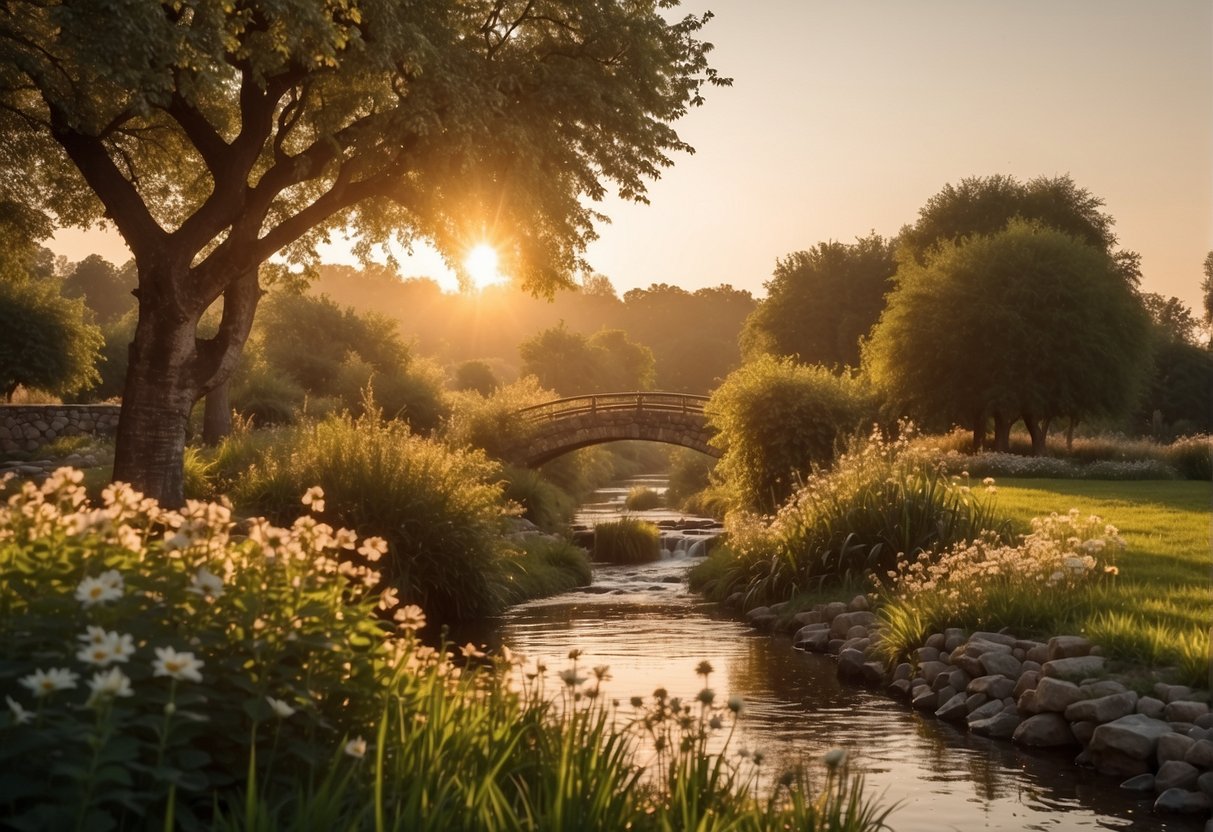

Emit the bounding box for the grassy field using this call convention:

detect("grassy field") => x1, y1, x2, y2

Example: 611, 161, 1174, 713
993, 479, 1211, 685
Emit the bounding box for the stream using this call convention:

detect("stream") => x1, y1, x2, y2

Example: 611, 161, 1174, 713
489, 476, 1203, 831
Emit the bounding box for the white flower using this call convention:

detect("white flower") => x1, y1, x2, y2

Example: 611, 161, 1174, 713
75, 630, 134, 667
187, 566, 225, 600
377, 587, 400, 611
301, 486, 325, 513
75, 572, 124, 607
20, 668, 80, 698
358, 536, 388, 562
152, 647, 204, 683
344, 736, 367, 758
393, 604, 426, 632
6, 696, 32, 725
86, 668, 134, 706
266, 696, 296, 719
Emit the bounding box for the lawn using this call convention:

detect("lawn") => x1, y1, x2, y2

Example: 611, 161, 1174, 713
993, 479, 1212, 684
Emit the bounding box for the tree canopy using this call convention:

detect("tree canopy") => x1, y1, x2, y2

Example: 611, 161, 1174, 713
0, 276, 102, 401
740, 233, 896, 368
519, 324, 655, 396
0, 0, 725, 503
864, 221, 1152, 453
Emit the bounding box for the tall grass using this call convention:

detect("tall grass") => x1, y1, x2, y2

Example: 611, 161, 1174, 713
501, 465, 578, 532
499, 536, 593, 605
593, 517, 662, 564
624, 485, 664, 511
711, 432, 1008, 607
231, 412, 512, 622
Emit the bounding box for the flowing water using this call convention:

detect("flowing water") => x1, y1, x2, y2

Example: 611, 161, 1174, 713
485, 477, 1203, 831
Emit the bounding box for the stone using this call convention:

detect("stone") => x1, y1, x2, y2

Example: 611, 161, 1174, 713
935, 692, 970, 722
745, 606, 772, 622
1120, 773, 1155, 791
970, 630, 1017, 647
925, 632, 946, 650
750, 614, 777, 631
1199, 771, 1213, 799
979, 651, 1023, 679
1089, 714, 1175, 761
919, 660, 950, 685
822, 601, 848, 621
970, 711, 1021, 739
1041, 655, 1105, 680
836, 648, 866, 681
792, 610, 823, 626
1137, 696, 1166, 719
1013, 713, 1076, 747
793, 628, 831, 653
1033, 677, 1085, 713
1013, 670, 1041, 699
1070, 720, 1097, 746
1080, 679, 1128, 698
942, 628, 966, 652
886, 678, 912, 698
860, 662, 885, 686
968, 674, 1016, 700
1185, 739, 1213, 768
965, 638, 1013, 656
914, 646, 941, 663
1154, 787, 1211, 814
1167, 701, 1211, 723
947, 669, 971, 692
827, 638, 845, 654
893, 662, 912, 681
1197, 713, 1213, 729
1047, 635, 1092, 661
1065, 691, 1139, 724
967, 699, 1005, 724
1025, 643, 1050, 664
1156, 683, 1194, 703
1158, 732, 1197, 765
847, 594, 869, 612
830, 610, 877, 638
1156, 760, 1200, 792
911, 687, 938, 711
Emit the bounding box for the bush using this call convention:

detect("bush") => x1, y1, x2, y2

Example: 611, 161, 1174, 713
711, 430, 1008, 607
0, 471, 892, 831
934, 452, 1178, 481
499, 536, 592, 605
706, 355, 872, 513
1163, 435, 1212, 481
624, 485, 664, 510
230, 413, 512, 622
593, 517, 662, 564
664, 448, 717, 511
500, 465, 578, 532
444, 376, 553, 463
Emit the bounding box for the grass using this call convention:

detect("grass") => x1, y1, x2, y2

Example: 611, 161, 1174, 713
593, 517, 662, 564
624, 485, 664, 511
878, 478, 1212, 686
500, 537, 593, 605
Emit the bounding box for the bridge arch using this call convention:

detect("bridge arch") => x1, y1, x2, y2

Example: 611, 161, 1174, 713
508, 392, 719, 468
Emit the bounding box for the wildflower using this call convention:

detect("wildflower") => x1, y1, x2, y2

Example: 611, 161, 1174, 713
20, 668, 79, 698
695, 660, 714, 677
187, 567, 225, 600
460, 643, 486, 659
152, 647, 204, 683
75, 630, 135, 667
378, 587, 399, 611
301, 486, 325, 513
344, 736, 367, 758
333, 528, 358, 550
86, 668, 134, 706
393, 604, 426, 632
824, 748, 847, 768
266, 696, 296, 719
593, 665, 611, 681
6, 696, 32, 725
697, 687, 715, 706
1104, 565, 1119, 576
358, 536, 388, 562
558, 669, 586, 687
567, 649, 583, 660
727, 694, 744, 714
708, 715, 723, 730
630, 696, 644, 708
75, 572, 124, 607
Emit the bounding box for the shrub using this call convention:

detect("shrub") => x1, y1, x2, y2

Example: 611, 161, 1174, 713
500, 465, 577, 531
0, 471, 892, 831
499, 536, 592, 605
934, 452, 1179, 481
230, 412, 512, 622
664, 448, 718, 512
444, 376, 553, 463
1163, 435, 1212, 481
624, 485, 664, 510
706, 355, 871, 513
593, 517, 662, 564
715, 430, 1008, 607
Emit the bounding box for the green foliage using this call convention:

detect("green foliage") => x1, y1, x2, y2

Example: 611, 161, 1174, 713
741, 234, 896, 368
710, 432, 1008, 607
0, 473, 892, 830
519, 323, 656, 396
61, 254, 136, 325
1163, 435, 1212, 481
452, 359, 499, 395
500, 465, 577, 532
498, 536, 592, 606
624, 486, 664, 511
593, 517, 662, 564
865, 221, 1152, 451
444, 376, 554, 463
1136, 339, 1213, 438
706, 355, 872, 513
230, 413, 512, 623
0, 276, 103, 401
664, 448, 717, 512
77, 309, 135, 402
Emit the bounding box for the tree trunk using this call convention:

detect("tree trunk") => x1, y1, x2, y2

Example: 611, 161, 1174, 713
201, 378, 233, 445
971, 411, 986, 452
992, 412, 1012, 452
1023, 411, 1048, 456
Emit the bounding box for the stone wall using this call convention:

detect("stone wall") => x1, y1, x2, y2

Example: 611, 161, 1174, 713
0, 405, 121, 454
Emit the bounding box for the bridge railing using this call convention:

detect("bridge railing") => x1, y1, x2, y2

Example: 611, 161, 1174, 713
515, 392, 710, 422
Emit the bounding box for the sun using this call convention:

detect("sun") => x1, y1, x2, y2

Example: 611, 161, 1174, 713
463, 243, 507, 290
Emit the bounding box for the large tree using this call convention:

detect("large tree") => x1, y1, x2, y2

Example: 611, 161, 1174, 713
0, 276, 102, 401
865, 221, 1152, 454
518, 323, 655, 396
0, 1, 724, 504
739, 233, 896, 368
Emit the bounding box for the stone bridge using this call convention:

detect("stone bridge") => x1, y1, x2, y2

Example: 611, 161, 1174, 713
509, 392, 719, 467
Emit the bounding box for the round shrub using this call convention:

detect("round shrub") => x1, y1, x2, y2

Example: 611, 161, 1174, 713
230, 413, 512, 622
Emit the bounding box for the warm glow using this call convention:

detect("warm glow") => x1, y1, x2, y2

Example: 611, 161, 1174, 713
463, 243, 507, 290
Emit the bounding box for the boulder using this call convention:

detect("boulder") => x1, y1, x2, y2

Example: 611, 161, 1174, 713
965, 693, 990, 713
1119, 773, 1155, 791
837, 648, 866, 681
942, 628, 967, 652
1025, 643, 1051, 664
919, 660, 950, 685
947, 668, 971, 692
914, 646, 941, 663
860, 661, 886, 686
893, 662, 913, 682
925, 632, 946, 650
886, 678, 912, 699
968, 675, 1016, 700
966, 699, 1005, 725
1013, 713, 1077, 748
911, 687, 939, 711
1137, 696, 1166, 719
822, 601, 848, 621
935, 692, 969, 722
1080, 679, 1128, 698
970, 711, 1021, 739
847, 594, 869, 612
1185, 739, 1213, 768
1013, 670, 1041, 699
1155, 683, 1194, 703
979, 651, 1023, 679
1041, 655, 1105, 680
1167, 701, 1212, 723
1154, 787, 1211, 814
1199, 771, 1213, 799
1071, 720, 1097, 746
1064, 691, 1138, 724
969, 631, 1017, 647
1156, 760, 1200, 792
1046, 635, 1092, 661
794, 628, 831, 653
1033, 677, 1085, 713
1089, 714, 1175, 761
1158, 732, 1197, 765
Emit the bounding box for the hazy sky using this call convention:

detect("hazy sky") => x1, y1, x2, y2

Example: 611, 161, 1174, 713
51, 0, 1212, 311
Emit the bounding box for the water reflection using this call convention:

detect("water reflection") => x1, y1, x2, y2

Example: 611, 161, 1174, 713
493, 553, 1202, 832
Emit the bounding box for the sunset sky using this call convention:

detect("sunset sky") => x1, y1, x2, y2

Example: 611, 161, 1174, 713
51, 0, 1212, 312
